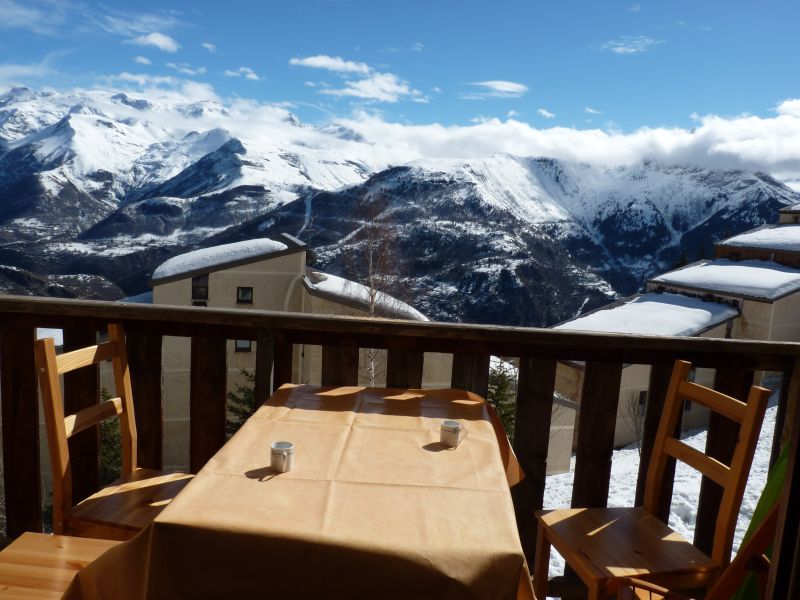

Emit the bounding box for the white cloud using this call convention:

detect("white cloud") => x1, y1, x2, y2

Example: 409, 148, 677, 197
537, 108, 556, 119
304, 81, 317, 88
585, 106, 602, 115
320, 72, 427, 103
133, 56, 151, 65
224, 66, 260, 81
411, 42, 425, 52
0, 51, 62, 86
106, 72, 219, 103
0, 0, 64, 35
601, 35, 662, 54
96, 9, 182, 37
129, 32, 180, 53
463, 80, 528, 99
507, 110, 519, 118
289, 55, 370, 75
629, 4, 641, 12
167, 62, 207, 76
202, 42, 217, 53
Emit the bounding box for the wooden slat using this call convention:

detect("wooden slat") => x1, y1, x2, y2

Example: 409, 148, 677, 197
511, 357, 556, 563
385, 349, 424, 388
254, 329, 274, 405
694, 367, 753, 556
451, 353, 490, 398
189, 336, 227, 473
63, 328, 100, 505
678, 380, 747, 423
635, 364, 674, 514
664, 438, 730, 485
1, 326, 42, 536
571, 361, 623, 508
321, 345, 359, 387
272, 338, 293, 393
64, 399, 123, 438
55, 342, 117, 374
126, 329, 163, 470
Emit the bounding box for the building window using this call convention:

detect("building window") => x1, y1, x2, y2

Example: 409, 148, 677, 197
235, 340, 252, 353
237, 286, 253, 304
192, 274, 209, 301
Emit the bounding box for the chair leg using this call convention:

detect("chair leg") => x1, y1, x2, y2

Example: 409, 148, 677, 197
533, 525, 550, 599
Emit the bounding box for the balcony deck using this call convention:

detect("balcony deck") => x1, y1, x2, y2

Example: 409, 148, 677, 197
0, 294, 798, 597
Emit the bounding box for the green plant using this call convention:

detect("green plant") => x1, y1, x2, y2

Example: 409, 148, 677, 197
226, 369, 257, 437
487, 359, 518, 442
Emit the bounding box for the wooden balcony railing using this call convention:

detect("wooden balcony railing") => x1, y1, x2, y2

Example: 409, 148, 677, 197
0, 294, 798, 597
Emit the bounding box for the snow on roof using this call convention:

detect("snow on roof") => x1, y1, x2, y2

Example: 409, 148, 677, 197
651, 259, 800, 301
119, 291, 153, 304
780, 202, 800, 212
553, 292, 737, 337
718, 225, 800, 253
304, 271, 428, 321
152, 238, 291, 282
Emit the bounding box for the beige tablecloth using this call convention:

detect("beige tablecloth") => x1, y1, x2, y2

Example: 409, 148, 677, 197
66, 385, 534, 599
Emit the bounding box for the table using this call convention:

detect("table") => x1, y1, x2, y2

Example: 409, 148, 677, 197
65, 385, 534, 599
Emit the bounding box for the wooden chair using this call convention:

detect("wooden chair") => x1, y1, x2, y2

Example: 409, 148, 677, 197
533, 359, 770, 600
0, 533, 119, 598
612, 501, 780, 599
35, 323, 193, 541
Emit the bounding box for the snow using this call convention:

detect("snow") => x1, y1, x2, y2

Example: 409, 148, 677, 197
152, 238, 289, 281
718, 225, 800, 252
651, 259, 800, 301
304, 270, 428, 321
543, 396, 779, 580
553, 292, 738, 337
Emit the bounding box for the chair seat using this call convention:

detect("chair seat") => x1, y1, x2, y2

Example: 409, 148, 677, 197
538, 507, 720, 591
0, 532, 119, 598
66, 468, 193, 540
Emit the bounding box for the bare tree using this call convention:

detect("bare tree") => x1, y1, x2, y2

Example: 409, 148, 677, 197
343, 195, 408, 385
621, 390, 647, 455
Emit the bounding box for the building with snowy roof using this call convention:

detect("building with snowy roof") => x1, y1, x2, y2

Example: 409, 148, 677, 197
552, 292, 740, 447
149, 235, 451, 471
715, 224, 800, 268
648, 258, 800, 342
779, 202, 800, 224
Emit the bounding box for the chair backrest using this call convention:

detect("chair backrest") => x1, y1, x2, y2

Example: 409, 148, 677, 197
643, 360, 770, 567
34, 323, 138, 533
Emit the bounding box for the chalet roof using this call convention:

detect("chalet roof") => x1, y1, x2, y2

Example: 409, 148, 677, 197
150, 235, 305, 285
779, 202, 800, 213
553, 292, 738, 337
717, 225, 800, 253
650, 258, 800, 301
303, 270, 428, 321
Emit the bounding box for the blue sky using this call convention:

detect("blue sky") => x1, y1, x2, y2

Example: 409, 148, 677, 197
2, 0, 799, 132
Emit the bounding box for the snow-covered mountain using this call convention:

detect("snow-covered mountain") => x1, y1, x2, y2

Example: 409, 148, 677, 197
0, 87, 797, 323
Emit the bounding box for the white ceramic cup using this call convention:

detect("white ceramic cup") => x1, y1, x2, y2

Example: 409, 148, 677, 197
270, 441, 295, 473
440, 420, 466, 448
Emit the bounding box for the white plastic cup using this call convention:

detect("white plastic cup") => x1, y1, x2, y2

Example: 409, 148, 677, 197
270, 441, 295, 473
440, 420, 465, 448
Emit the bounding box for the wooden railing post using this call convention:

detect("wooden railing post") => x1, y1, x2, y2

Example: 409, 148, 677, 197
694, 367, 754, 555
635, 363, 678, 518
386, 350, 424, 389
322, 345, 359, 387
254, 329, 274, 405
1, 325, 42, 536
511, 357, 556, 563
772, 358, 800, 469
126, 329, 163, 470
451, 353, 490, 398
63, 328, 100, 501
767, 362, 800, 599
272, 335, 293, 393
189, 336, 227, 473
571, 361, 623, 508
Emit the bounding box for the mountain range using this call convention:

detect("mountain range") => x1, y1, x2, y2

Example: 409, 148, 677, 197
1, 86, 797, 326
